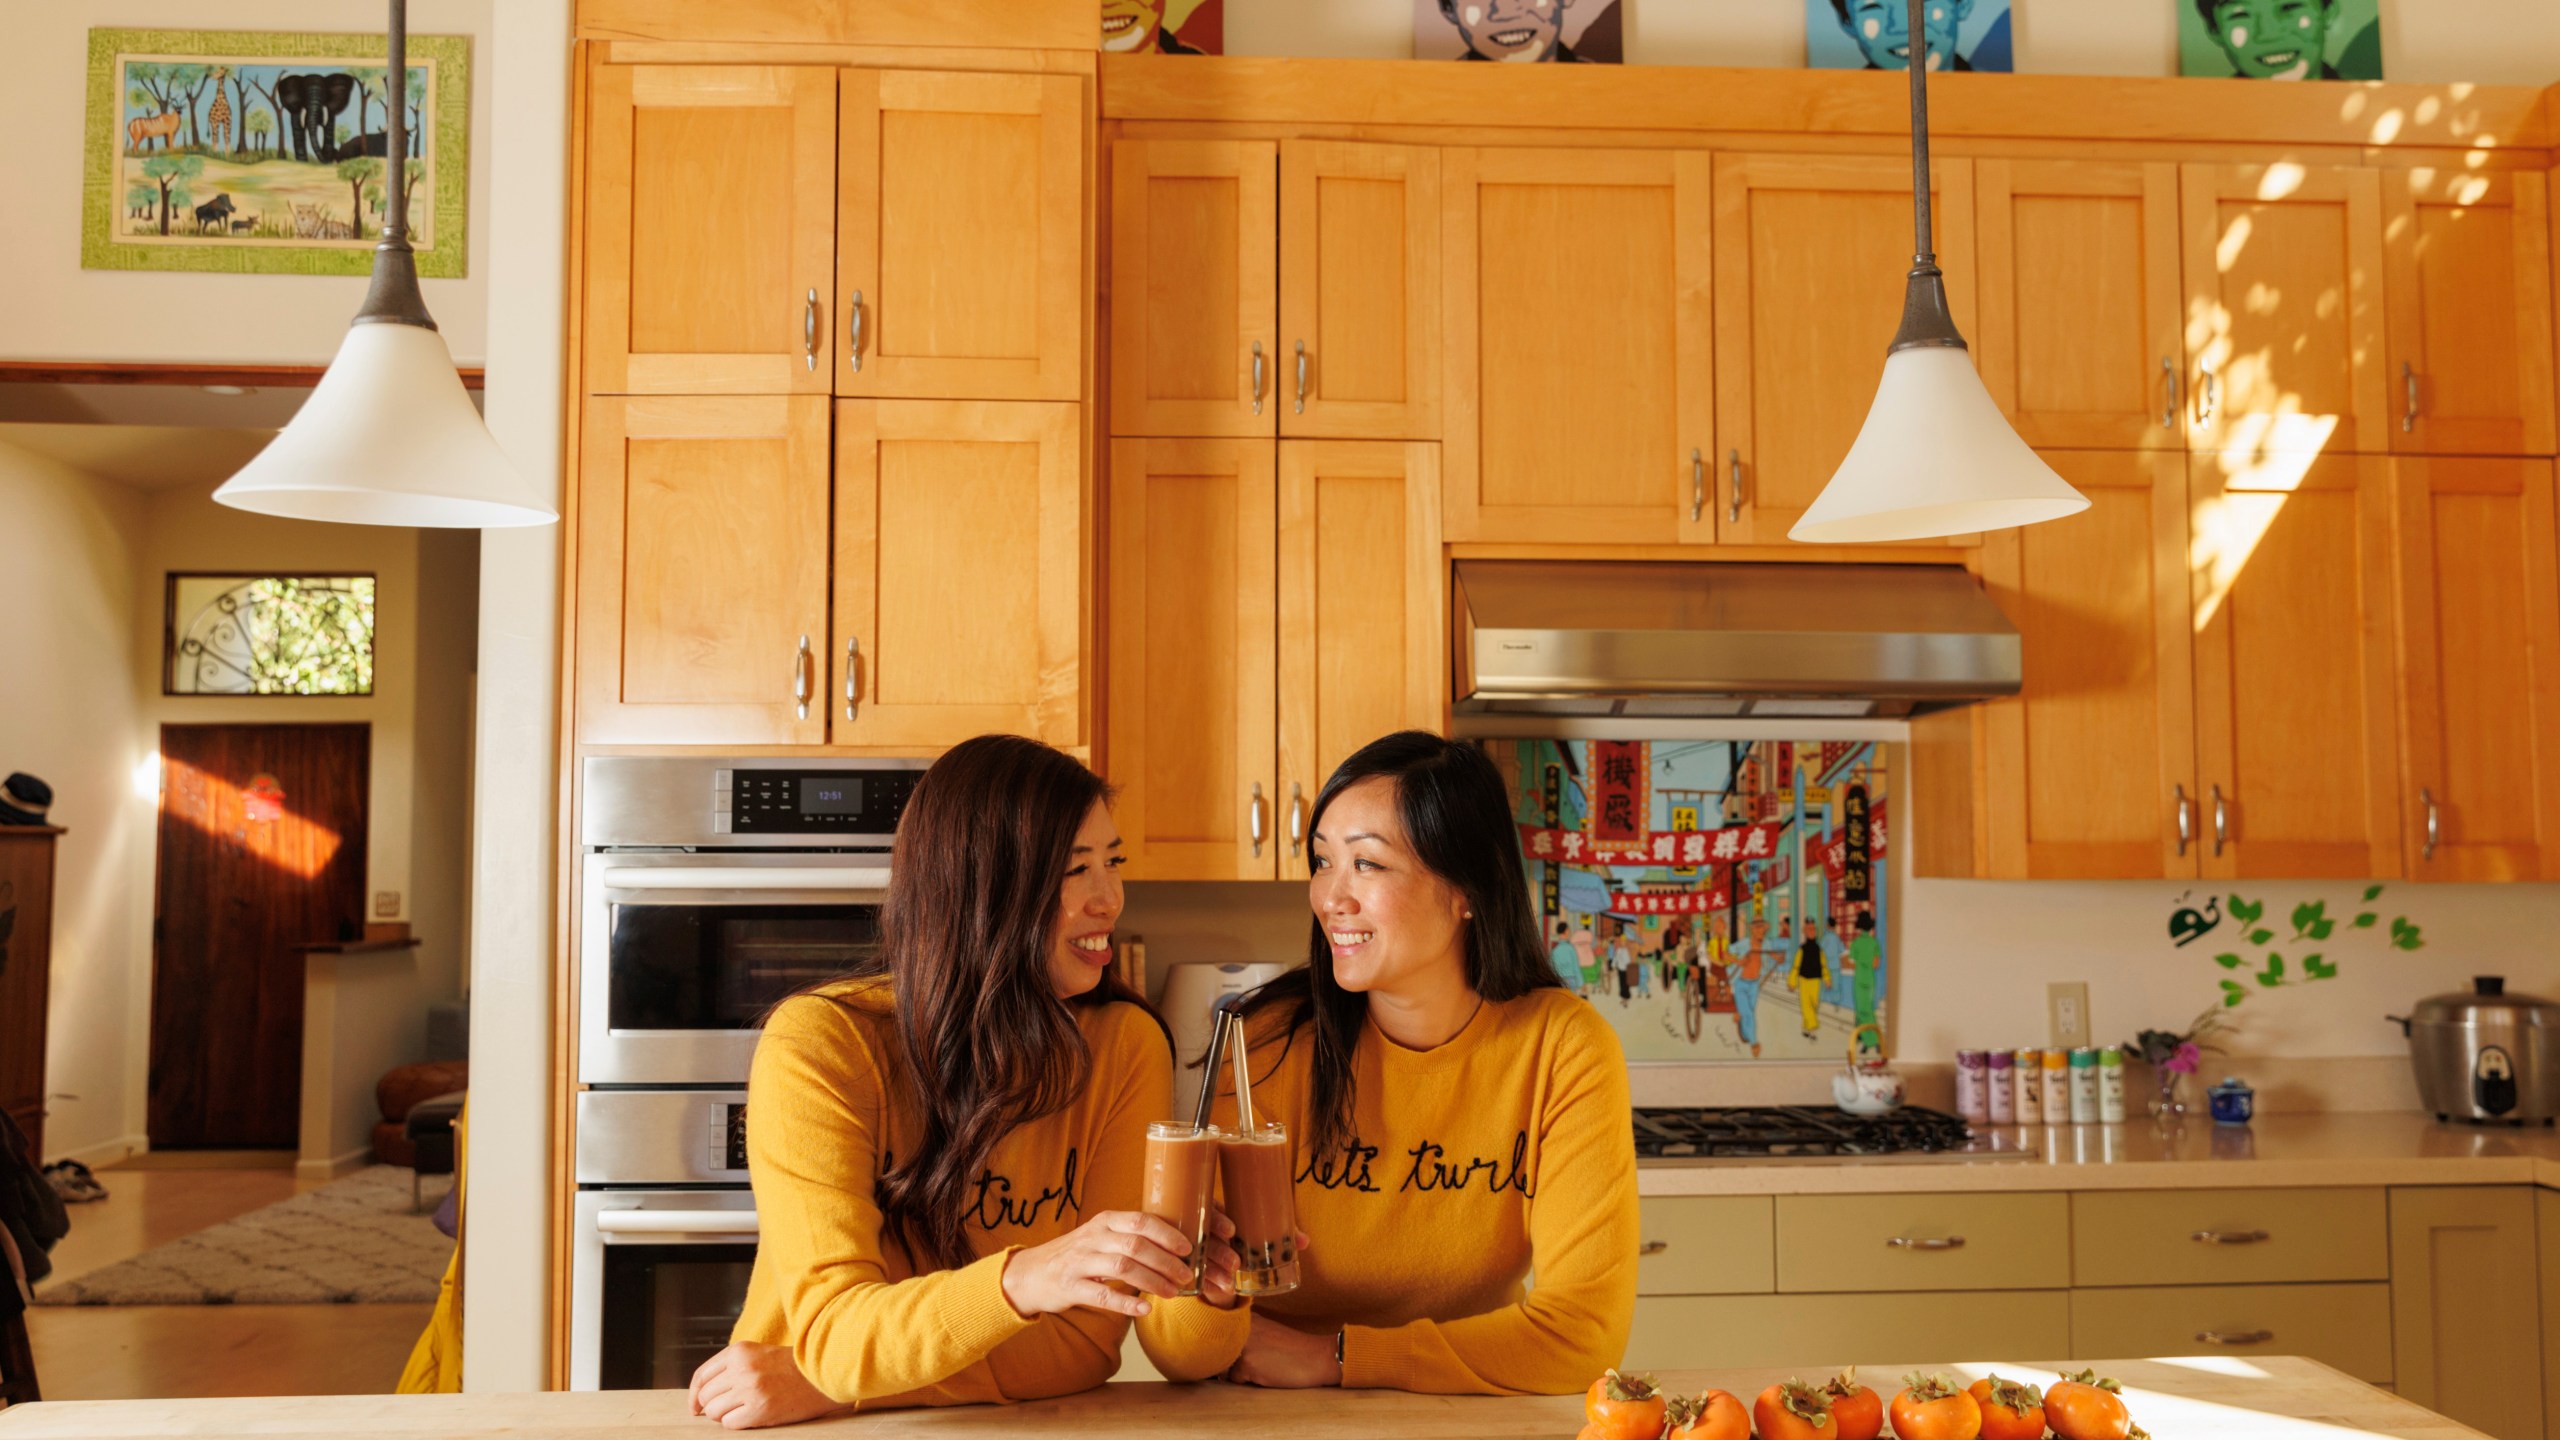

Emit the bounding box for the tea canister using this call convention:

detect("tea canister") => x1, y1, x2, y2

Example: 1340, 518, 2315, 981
2207, 1075, 2256, 1127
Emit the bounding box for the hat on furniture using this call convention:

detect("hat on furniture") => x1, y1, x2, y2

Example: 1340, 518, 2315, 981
0, 775, 51, 828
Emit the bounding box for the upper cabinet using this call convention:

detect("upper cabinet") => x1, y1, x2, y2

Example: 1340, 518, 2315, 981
1279, 143, 1442, 440
836, 71, 1086, 401
1441, 148, 1712, 545
586, 66, 840, 394
2382, 170, 2557, 456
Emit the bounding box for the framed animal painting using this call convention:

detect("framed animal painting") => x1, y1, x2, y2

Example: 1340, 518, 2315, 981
82, 28, 471, 277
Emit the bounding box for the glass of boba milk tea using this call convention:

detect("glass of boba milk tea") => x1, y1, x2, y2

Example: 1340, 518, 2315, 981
1214, 1013, 1300, 1295
1142, 1122, 1217, 1296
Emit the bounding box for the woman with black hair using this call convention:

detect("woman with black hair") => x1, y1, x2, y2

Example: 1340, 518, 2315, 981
1138, 730, 1640, 1395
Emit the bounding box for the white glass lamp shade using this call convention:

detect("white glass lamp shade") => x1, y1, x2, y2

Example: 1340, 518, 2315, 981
1790, 346, 2089, 544
215, 323, 557, 528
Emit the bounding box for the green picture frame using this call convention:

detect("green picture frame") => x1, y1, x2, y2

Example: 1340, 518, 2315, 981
83, 27, 470, 278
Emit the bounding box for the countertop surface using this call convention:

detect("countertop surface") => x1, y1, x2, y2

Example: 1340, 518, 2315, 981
0, 1357, 2486, 1438
1636, 1110, 2560, 1195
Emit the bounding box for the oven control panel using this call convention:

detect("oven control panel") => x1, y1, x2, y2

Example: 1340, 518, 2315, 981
577, 1089, 751, 1186
722, 767, 921, 836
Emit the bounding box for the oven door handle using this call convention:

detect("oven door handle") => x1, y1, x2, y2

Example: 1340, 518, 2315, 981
599, 866, 891, 897
595, 1210, 761, 1238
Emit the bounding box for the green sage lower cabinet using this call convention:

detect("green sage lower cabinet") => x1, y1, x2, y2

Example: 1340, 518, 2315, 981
2391, 1186, 2541, 1440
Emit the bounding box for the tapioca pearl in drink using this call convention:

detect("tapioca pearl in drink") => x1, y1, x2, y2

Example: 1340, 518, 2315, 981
1215, 1123, 1300, 1297
1142, 1122, 1218, 1297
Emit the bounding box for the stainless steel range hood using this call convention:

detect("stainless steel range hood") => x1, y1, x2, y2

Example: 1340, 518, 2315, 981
1454, 560, 2021, 720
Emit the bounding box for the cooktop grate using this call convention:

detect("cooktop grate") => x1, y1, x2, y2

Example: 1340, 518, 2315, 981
1632, 1105, 1974, 1158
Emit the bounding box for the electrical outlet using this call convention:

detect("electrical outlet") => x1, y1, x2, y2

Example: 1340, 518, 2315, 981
375, 891, 401, 918
2049, 981, 2091, 1051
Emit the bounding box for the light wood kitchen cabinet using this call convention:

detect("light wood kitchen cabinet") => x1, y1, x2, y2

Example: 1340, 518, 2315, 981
1441, 148, 1712, 545
2071, 1283, 2395, 1384
2072, 1187, 2388, 1287
585, 66, 840, 395
835, 70, 1085, 402
2180, 162, 2390, 455
832, 401, 1084, 750
1279, 142, 1441, 440
1276, 442, 1444, 877
576, 395, 833, 744
2192, 452, 2403, 879
1713, 153, 1975, 544
1775, 1192, 2068, 1294
1109, 141, 1279, 438
2389, 1186, 2543, 1440
1107, 438, 1278, 879
2383, 170, 2556, 457
2393, 458, 2560, 880
1974, 160, 2185, 451
1626, 1291, 2071, 1372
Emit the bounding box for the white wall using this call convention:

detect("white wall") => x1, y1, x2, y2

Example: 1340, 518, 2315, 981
1229, 0, 2560, 85
0, 0, 495, 367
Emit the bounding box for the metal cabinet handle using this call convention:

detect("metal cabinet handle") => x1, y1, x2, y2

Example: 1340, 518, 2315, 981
802, 288, 819, 372
2191, 1228, 2270, 1245
843, 637, 860, 722
1885, 1235, 1965, 1251
2197, 368, 2219, 426
2160, 357, 2178, 430
1294, 340, 1309, 415
2174, 783, 2193, 857
1287, 783, 1307, 857
1690, 449, 1706, 524
2403, 362, 2420, 433
1251, 342, 1265, 415
1728, 449, 1746, 526
847, 290, 865, 373
2422, 787, 2440, 861
2196, 1329, 2274, 1347
2211, 783, 2230, 856
792, 634, 813, 720
1248, 782, 1268, 859
1638, 1240, 1669, 1257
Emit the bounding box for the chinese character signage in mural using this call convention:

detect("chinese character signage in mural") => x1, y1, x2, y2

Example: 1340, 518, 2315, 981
1494, 739, 1890, 1063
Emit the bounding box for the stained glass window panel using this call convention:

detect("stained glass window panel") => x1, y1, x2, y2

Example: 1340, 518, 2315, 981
165, 574, 377, 696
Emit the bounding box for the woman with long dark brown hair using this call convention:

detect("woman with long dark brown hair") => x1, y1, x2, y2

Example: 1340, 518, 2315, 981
688, 736, 1238, 1427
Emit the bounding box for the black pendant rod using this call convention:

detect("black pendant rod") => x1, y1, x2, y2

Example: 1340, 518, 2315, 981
1885, 0, 1965, 355
352, 0, 436, 330
387, 0, 407, 241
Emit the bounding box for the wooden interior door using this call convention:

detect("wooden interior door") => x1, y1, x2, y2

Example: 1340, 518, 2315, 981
833, 400, 1083, 749
0, 831, 61, 1160
2180, 163, 2389, 455
1975, 159, 2185, 450
837, 69, 1084, 402
577, 395, 832, 745
2393, 457, 2560, 881
586, 65, 838, 394
1279, 142, 1440, 440
1976, 451, 2199, 879
1109, 140, 1278, 437
1442, 148, 1712, 545
1106, 438, 1277, 879
2382, 169, 2556, 457
1277, 441, 1445, 878
151, 724, 368, 1150
1713, 153, 1976, 543
2191, 452, 2402, 879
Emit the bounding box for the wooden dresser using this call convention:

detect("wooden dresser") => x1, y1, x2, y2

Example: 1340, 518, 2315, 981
0, 828, 61, 1159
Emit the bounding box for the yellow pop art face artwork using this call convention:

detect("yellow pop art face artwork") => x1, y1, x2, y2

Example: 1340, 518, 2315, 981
1101, 0, 1213, 54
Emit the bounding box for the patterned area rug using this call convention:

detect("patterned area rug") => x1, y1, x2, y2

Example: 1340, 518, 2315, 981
37, 1165, 452, 1306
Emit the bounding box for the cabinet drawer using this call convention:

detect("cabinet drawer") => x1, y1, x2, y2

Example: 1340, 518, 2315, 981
2073, 1187, 2387, 1286
1628, 1290, 2070, 1371
2070, 1283, 2392, 1384
1776, 1193, 2068, 1293
1637, 1197, 1775, 1296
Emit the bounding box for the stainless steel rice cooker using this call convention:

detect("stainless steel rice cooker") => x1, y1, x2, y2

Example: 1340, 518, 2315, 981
2388, 976, 2560, 1125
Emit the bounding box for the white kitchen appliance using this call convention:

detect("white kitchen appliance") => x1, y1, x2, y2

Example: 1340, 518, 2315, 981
1160, 962, 1294, 1117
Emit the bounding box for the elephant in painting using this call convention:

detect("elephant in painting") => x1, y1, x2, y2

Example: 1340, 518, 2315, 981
274, 71, 357, 163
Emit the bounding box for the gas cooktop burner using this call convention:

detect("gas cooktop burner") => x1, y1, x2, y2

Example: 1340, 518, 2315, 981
1632, 1105, 1975, 1159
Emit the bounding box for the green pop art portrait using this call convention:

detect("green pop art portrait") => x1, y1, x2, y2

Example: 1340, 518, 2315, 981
2179, 0, 2385, 82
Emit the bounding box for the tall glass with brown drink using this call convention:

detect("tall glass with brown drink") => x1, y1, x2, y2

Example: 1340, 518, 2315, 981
1141, 1121, 1217, 1297
1215, 1121, 1299, 1296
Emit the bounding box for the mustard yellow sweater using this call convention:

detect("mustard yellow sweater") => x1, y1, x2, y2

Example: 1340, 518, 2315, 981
732, 978, 1171, 1408
1136, 986, 1640, 1394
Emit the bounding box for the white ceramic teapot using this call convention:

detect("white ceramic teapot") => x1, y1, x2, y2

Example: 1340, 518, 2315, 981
1832, 1023, 1906, 1115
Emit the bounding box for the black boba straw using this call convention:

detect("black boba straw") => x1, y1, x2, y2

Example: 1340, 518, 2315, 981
1190, 997, 1245, 1133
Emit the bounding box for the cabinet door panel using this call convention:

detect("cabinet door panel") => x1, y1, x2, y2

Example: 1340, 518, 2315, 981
1627, 1291, 2069, 1372
2395, 458, 2560, 880
1443, 149, 1711, 544
586, 66, 837, 395
2071, 1284, 2393, 1384
1278, 441, 1444, 876
2191, 453, 2401, 878
1979, 451, 2197, 878
1976, 160, 2184, 450
1714, 154, 1976, 544
834, 401, 1082, 749
837, 70, 1084, 401
577, 396, 831, 744
2182, 163, 2388, 454
1108, 439, 1277, 879
2384, 169, 2557, 456
1110, 141, 1278, 438
2390, 1187, 2543, 1440
1280, 142, 1441, 440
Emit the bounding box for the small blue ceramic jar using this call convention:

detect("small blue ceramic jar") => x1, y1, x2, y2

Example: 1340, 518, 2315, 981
2207, 1076, 2256, 1127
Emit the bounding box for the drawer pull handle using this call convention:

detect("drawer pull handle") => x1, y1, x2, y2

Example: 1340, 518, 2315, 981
1885, 1236, 1965, 1251
2190, 1229, 2270, 1245
2196, 1328, 2274, 1346
1638, 1240, 1668, 1257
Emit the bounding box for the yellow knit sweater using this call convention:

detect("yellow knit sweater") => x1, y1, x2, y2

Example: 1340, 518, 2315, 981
1137, 986, 1639, 1394
731, 977, 1170, 1408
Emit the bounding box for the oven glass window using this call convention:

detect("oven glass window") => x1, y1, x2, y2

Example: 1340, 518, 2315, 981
600, 1242, 757, 1390
607, 904, 882, 1030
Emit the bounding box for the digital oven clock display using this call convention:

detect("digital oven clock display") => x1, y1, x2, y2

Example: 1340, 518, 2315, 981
797, 778, 863, 815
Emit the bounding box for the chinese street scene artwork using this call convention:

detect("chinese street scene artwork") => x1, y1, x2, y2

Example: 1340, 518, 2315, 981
1493, 739, 1889, 1063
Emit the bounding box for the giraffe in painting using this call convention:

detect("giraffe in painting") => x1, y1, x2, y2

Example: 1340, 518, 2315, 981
205, 68, 232, 150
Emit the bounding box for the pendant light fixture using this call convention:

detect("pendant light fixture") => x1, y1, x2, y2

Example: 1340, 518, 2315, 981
1788, 0, 2086, 544
215, 0, 555, 528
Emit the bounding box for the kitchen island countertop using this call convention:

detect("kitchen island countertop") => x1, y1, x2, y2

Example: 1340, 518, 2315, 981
0, 1357, 2485, 1438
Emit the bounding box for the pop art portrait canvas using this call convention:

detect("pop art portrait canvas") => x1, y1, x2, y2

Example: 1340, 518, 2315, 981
1103, 0, 1222, 55
1806, 0, 2014, 72
2178, 0, 2383, 80
1413, 0, 1625, 65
